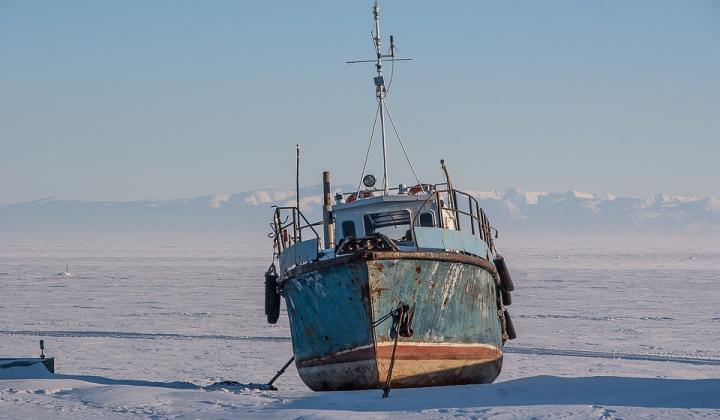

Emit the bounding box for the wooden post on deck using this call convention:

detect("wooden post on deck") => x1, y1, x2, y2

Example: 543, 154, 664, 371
322, 171, 335, 249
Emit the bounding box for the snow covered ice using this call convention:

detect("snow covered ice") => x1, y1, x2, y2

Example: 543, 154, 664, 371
1, 243, 719, 418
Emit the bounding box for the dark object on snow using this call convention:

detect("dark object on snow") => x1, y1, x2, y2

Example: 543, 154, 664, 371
204, 381, 277, 391
0, 358, 55, 373
204, 356, 295, 392
265, 264, 280, 324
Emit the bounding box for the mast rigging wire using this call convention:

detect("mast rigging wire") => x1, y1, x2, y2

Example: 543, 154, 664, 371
353, 3, 421, 194
383, 101, 423, 189
356, 102, 382, 196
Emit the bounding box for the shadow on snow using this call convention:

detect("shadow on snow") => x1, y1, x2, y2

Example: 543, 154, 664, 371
277, 375, 720, 410
0, 362, 268, 391
2, 362, 718, 410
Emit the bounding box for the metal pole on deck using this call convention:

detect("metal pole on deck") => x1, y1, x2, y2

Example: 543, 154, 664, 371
322, 171, 335, 249
441, 159, 460, 229
296, 144, 301, 241
296, 144, 300, 211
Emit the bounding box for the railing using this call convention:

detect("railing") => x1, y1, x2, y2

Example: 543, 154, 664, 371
270, 206, 323, 254
433, 184, 496, 254
274, 184, 496, 255
337, 183, 497, 253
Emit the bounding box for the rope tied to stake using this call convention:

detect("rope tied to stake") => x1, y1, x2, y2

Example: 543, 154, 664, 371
381, 301, 415, 398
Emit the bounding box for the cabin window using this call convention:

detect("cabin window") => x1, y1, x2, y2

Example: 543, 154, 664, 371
419, 211, 435, 227
341, 220, 356, 238
364, 210, 412, 241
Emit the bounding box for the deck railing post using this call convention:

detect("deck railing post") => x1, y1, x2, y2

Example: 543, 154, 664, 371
475, 204, 484, 241
469, 196, 475, 235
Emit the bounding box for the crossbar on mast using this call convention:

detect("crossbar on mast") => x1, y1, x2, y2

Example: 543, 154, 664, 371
373, 1, 389, 194
348, 1, 415, 197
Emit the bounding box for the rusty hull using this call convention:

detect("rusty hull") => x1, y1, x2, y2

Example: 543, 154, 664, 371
282, 251, 503, 391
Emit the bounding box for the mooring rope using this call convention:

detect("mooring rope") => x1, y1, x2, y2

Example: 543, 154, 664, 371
372, 311, 395, 328
381, 304, 404, 398
253, 302, 413, 396
380, 302, 414, 399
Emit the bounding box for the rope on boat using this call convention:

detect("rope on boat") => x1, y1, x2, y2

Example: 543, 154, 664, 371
382, 321, 401, 398
383, 101, 423, 190
381, 302, 414, 399
372, 311, 395, 328
355, 102, 381, 198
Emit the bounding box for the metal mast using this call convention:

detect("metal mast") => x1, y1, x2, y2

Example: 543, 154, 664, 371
373, 1, 389, 194
347, 1, 412, 196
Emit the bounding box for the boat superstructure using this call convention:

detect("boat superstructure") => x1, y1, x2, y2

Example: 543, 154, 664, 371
264, 2, 516, 393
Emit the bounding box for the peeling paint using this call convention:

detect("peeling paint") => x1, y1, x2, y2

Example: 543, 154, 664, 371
282, 253, 503, 391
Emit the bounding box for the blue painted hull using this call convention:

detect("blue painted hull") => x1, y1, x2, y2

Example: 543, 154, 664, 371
282, 252, 503, 391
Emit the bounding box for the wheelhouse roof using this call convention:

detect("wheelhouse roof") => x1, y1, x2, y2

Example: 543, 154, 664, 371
333, 193, 434, 211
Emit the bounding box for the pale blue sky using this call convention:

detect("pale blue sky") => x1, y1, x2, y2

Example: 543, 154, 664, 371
1, 0, 719, 206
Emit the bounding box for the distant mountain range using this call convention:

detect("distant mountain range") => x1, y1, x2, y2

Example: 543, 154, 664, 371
1, 187, 718, 240
468, 189, 720, 233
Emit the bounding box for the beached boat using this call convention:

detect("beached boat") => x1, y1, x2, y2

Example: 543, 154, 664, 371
265, 2, 516, 393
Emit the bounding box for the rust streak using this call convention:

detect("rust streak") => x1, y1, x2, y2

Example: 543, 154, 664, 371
305, 326, 316, 337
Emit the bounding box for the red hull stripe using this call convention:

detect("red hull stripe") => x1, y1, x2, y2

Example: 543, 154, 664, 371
296, 343, 502, 368
375, 343, 501, 360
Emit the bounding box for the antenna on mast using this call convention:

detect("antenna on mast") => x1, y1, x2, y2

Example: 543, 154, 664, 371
374, 2, 389, 194
296, 144, 300, 212
347, 1, 412, 195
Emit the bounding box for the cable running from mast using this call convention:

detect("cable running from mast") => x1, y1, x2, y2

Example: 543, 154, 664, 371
383, 101, 423, 190
356, 102, 382, 197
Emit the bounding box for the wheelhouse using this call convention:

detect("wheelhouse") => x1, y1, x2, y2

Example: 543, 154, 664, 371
332, 193, 439, 244
270, 180, 497, 273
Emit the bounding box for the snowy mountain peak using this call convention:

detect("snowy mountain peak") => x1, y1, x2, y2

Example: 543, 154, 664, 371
569, 190, 595, 200
707, 197, 720, 210
653, 193, 699, 205
209, 194, 231, 208
471, 189, 549, 205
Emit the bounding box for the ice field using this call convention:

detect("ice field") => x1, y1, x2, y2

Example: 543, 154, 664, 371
1, 242, 719, 418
